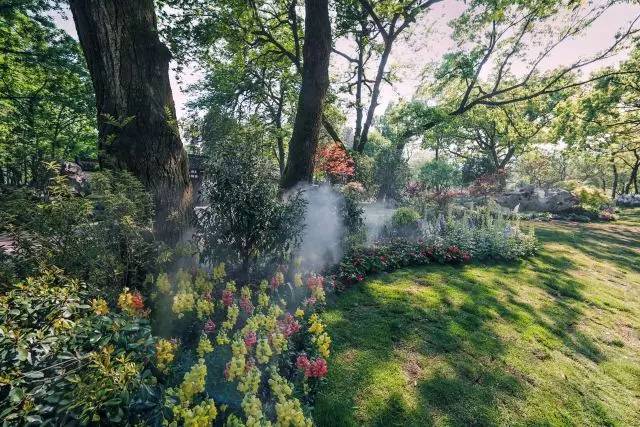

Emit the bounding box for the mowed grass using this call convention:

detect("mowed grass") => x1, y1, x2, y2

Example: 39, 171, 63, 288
315, 208, 640, 426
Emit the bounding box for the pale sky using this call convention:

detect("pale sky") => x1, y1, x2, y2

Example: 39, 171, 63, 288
53, 1, 640, 121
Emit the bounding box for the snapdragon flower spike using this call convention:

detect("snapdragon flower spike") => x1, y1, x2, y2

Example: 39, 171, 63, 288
278, 313, 301, 337
203, 319, 216, 334
221, 289, 234, 307
303, 296, 317, 306
296, 355, 328, 378
306, 275, 324, 290
244, 331, 257, 348
270, 271, 285, 290
239, 296, 254, 315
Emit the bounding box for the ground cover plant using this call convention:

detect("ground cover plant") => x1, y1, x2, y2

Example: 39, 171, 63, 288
314, 208, 640, 426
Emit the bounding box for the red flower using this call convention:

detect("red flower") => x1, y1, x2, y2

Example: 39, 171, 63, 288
356, 274, 364, 282
239, 296, 254, 315
221, 289, 234, 307
296, 354, 310, 370
296, 355, 328, 378
278, 313, 301, 337
306, 275, 324, 290
244, 331, 257, 348
203, 319, 216, 334
131, 291, 144, 311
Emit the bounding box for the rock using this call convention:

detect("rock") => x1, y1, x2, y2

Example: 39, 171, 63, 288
59, 161, 90, 195
496, 186, 579, 213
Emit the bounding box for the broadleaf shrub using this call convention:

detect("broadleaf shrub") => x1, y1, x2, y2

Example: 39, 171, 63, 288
0, 269, 158, 425
0, 166, 157, 293
197, 129, 306, 279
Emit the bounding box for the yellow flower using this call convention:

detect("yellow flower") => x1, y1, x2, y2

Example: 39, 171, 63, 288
196, 299, 214, 320
156, 272, 172, 294
212, 262, 226, 282
238, 367, 261, 394
256, 338, 273, 364
156, 338, 178, 372
293, 273, 303, 288
197, 335, 214, 358
295, 308, 304, 318
314, 332, 331, 358
176, 268, 192, 292
91, 298, 109, 315
177, 359, 208, 403
172, 292, 195, 318
308, 314, 324, 335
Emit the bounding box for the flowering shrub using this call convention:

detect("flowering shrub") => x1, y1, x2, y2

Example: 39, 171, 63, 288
431, 205, 538, 262
152, 264, 331, 425
0, 268, 158, 425
332, 240, 471, 289
333, 204, 537, 289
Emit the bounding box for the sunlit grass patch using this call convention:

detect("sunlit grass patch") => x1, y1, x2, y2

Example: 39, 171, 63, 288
316, 209, 640, 426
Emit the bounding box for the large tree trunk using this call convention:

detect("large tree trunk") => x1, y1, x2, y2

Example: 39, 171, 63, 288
69, 0, 192, 242
280, 0, 331, 189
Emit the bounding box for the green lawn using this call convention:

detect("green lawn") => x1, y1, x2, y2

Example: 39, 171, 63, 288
315, 209, 640, 426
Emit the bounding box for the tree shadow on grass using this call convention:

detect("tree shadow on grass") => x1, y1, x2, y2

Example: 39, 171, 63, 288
314, 219, 635, 425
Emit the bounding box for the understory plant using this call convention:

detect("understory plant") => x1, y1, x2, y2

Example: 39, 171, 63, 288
430, 204, 537, 261
0, 268, 158, 425
197, 118, 306, 280
0, 164, 157, 293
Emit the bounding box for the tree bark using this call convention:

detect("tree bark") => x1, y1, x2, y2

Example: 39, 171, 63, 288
611, 160, 619, 198
356, 40, 392, 152
68, 0, 192, 242
281, 0, 331, 189
625, 150, 639, 194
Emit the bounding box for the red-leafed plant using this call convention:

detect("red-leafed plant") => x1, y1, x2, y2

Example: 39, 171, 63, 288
316, 143, 355, 183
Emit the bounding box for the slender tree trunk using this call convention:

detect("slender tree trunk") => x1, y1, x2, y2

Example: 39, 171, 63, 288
69, 0, 192, 241
356, 39, 392, 152
628, 149, 640, 194
281, 0, 331, 189
611, 160, 619, 198
353, 36, 365, 149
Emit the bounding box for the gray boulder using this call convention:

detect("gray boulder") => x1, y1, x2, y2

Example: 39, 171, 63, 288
496, 186, 579, 213
59, 161, 90, 195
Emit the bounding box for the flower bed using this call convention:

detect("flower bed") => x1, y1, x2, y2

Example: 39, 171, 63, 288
1, 264, 332, 426
616, 194, 640, 207
332, 240, 471, 289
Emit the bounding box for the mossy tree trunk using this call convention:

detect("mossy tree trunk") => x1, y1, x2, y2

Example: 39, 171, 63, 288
69, 0, 192, 242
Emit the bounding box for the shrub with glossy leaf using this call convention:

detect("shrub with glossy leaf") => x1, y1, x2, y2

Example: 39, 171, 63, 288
198, 126, 306, 279
0, 268, 158, 425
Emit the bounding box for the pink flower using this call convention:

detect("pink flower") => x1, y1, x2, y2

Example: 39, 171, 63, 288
203, 319, 216, 334
239, 296, 254, 315
221, 289, 234, 307
296, 354, 310, 370
306, 275, 324, 290
304, 296, 317, 306
244, 331, 257, 348
131, 291, 145, 311
278, 313, 301, 337
308, 358, 328, 378
356, 274, 364, 282
297, 355, 328, 378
